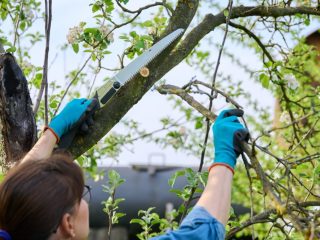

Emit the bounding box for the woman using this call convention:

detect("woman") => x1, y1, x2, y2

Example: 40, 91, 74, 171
0, 98, 248, 240
0, 98, 94, 240
0, 153, 89, 240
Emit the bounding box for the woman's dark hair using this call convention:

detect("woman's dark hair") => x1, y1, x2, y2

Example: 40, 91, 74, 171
0, 153, 84, 240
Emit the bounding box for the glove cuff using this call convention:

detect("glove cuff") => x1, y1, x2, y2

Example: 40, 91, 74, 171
208, 163, 234, 175
214, 150, 237, 168
44, 126, 60, 143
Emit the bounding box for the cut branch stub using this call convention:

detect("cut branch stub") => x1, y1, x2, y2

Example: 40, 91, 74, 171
0, 53, 37, 164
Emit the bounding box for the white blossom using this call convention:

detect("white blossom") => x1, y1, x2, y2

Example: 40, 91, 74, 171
22, 61, 33, 69
147, 27, 157, 35
99, 25, 114, 43
24, 7, 34, 20
66, 25, 83, 44
168, 138, 180, 146
178, 126, 187, 136
285, 74, 299, 90
107, 32, 114, 43
279, 111, 291, 124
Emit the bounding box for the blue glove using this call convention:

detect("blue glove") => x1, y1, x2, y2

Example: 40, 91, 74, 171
48, 98, 96, 140
212, 109, 249, 171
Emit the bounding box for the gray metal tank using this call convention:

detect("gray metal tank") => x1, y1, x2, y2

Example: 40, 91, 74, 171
86, 165, 192, 231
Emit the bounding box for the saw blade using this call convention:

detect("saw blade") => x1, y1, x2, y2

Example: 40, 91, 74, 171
113, 28, 184, 85
92, 28, 184, 106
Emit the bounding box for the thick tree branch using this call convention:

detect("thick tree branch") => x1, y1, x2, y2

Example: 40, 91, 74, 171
157, 85, 216, 124
67, 4, 320, 158
68, 0, 199, 157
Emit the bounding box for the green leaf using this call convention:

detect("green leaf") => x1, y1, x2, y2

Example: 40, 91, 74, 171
129, 31, 138, 38
130, 219, 145, 225
168, 170, 185, 187
0, 172, 5, 182
91, 53, 96, 61
84, 28, 98, 34
259, 73, 269, 89
33, 73, 43, 89
223, 9, 229, 17
304, 18, 310, 26
195, 117, 203, 129
142, 20, 153, 27
6, 46, 16, 53
115, 212, 126, 218
49, 101, 58, 109
92, 4, 100, 13
19, 21, 26, 31
265, 61, 273, 68
1, 11, 8, 21
72, 43, 79, 53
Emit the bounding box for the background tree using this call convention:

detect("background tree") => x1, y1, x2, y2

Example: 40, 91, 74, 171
0, 0, 320, 239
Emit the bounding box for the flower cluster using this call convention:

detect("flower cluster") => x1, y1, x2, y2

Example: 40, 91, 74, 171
147, 27, 157, 36
279, 111, 299, 124
178, 126, 187, 136
280, 111, 291, 124
99, 25, 114, 43
67, 24, 83, 44
284, 74, 299, 90
23, 7, 35, 20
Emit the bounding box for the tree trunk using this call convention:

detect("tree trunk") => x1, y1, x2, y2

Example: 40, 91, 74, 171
0, 53, 37, 169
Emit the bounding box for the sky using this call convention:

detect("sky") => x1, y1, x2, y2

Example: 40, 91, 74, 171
5, 0, 316, 167
48, 1, 276, 167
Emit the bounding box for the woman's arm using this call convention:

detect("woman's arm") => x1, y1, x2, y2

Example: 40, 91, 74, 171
196, 165, 233, 225
197, 108, 248, 225
20, 129, 57, 163
151, 109, 249, 240
21, 98, 97, 163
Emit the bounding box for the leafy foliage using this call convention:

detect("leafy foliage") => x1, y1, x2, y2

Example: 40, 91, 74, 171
1, 0, 320, 239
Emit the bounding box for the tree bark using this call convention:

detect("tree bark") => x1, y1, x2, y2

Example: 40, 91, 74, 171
0, 53, 37, 168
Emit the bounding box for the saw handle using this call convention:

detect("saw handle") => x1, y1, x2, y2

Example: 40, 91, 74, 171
58, 98, 99, 150
100, 81, 121, 104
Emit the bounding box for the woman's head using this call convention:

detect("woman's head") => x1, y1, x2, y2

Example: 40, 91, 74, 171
0, 153, 89, 240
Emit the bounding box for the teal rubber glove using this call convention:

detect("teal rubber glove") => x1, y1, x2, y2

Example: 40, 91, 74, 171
48, 98, 95, 140
212, 109, 249, 172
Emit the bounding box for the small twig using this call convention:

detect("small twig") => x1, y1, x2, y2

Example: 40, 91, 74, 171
13, 0, 24, 47
107, 189, 116, 240
115, 0, 164, 14
264, 112, 317, 135
241, 142, 285, 213
88, 65, 101, 98
33, 0, 52, 115
156, 85, 216, 121
288, 153, 320, 167
229, 21, 274, 63
226, 201, 320, 239
193, 80, 243, 108
53, 54, 92, 116
242, 153, 256, 239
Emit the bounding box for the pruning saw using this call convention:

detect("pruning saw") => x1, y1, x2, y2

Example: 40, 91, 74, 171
59, 28, 184, 149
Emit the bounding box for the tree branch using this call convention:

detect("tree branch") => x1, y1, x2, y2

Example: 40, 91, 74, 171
67, 0, 200, 157
67, 4, 320, 158
226, 201, 320, 239
33, 0, 52, 115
